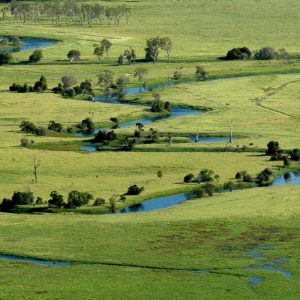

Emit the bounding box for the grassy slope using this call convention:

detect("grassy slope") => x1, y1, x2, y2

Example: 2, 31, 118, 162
0, 0, 300, 299
0, 186, 300, 299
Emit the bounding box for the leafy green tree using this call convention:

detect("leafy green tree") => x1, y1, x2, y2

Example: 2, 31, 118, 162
48, 191, 64, 208
125, 184, 144, 195
48, 121, 63, 132
157, 170, 163, 179
94, 46, 105, 63
116, 76, 129, 92
145, 36, 161, 64
100, 39, 112, 56
224, 47, 252, 60
29, 49, 43, 63
67, 50, 81, 62
254, 47, 277, 60
33, 76, 47, 91
12, 191, 34, 205
0, 53, 12, 65
97, 70, 114, 92
184, 173, 194, 183
61, 75, 77, 89
134, 67, 148, 82
66, 191, 85, 208
160, 37, 172, 62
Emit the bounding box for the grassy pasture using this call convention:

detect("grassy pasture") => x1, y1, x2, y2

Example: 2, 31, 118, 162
0, 0, 300, 298
0, 186, 300, 298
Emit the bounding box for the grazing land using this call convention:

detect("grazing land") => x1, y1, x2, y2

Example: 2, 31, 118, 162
0, 0, 300, 299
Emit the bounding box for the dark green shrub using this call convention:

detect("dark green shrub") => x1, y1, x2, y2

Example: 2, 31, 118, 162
48, 121, 63, 132
93, 198, 106, 206
36, 197, 43, 205
12, 191, 34, 205
48, 191, 64, 208
33, 76, 47, 91
254, 47, 277, 60
0, 199, 14, 212
93, 130, 116, 143
35, 126, 47, 136
224, 47, 252, 60
125, 185, 144, 195
184, 173, 194, 183
0, 53, 12, 65
290, 149, 300, 161
29, 49, 43, 63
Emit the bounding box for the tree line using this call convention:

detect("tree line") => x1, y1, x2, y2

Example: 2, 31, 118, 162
1, 0, 131, 26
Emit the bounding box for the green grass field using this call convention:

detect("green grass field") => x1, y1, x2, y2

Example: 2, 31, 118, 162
0, 0, 300, 298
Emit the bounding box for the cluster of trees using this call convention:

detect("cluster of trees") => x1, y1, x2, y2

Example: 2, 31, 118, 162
5, 1, 131, 27
93, 130, 117, 143
118, 48, 136, 65
20, 120, 47, 136
235, 170, 253, 183
76, 118, 95, 135
150, 93, 171, 113
125, 184, 144, 196
53, 77, 93, 98
145, 36, 172, 63
0, 190, 35, 211
0, 48, 43, 65
223, 46, 290, 62
20, 119, 73, 137
93, 39, 112, 63
0, 183, 145, 212
10, 76, 47, 93
183, 169, 220, 184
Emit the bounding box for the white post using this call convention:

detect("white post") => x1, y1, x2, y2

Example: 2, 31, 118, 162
228, 121, 233, 143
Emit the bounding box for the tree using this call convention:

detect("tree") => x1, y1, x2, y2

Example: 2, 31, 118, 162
160, 37, 172, 62
197, 169, 215, 183
145, 36, 161, 64
135, 123, 144, 138
29, 49, 43, 63
79, 118, 95, 134
33, 157, 40, 183
67, 50, 81, 62
12, 190, 34, 205
0, 53, 12, 65
33, 76, 47, 91
195, 66, 208, 80
48, 121, 63, 132
61, 75, 77, 89
100, 39, 112, 57
224, 47, 252, 60
94, 46, 104, 63
116, 76, 129, 92
66, 191, 85, 208
124, 48, 136, 65
134, 67, 148, 82
266, 141, 280, 156
290, 149, 300, 161
254, 47, 277, 60
97, 70, 114, 92
184, 173, 194, 183
109, 194, 117, 213
94, 198, 105, 206
157, 170, 163, 180
93, 130, 116, 143
125, 184, 144, 195
48, 191, 64, 208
